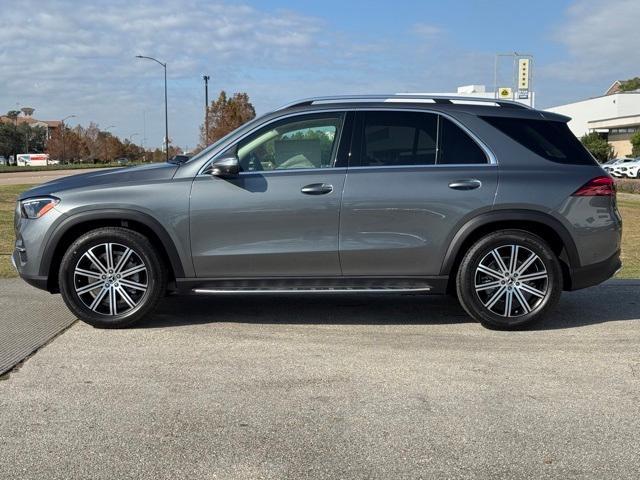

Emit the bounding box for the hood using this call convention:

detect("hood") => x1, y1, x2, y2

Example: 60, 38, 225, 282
19, 163, 179, 200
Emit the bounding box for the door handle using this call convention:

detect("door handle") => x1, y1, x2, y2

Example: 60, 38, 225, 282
448, 179, 482, 191
301, 183, 333, 195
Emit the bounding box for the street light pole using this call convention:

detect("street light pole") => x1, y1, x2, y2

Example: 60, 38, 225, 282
136, 55, 169, 162
61, 114, 76, 165
203, 75, 210, 145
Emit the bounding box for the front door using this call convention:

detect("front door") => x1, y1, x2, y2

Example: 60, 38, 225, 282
339, 110, 498, 276
190, 112, 350, 278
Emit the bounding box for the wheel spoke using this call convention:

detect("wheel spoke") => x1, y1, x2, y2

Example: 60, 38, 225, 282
475, 280, 502, 291
508, 245, 519, 273
76, 282, 103, 295
105, 243, 114, 271
512, 287, 532, 314
477, 264, 503, 280
75, 268, 102, 280
491, 250, 509, 275
515, 253, 537, 275
86, 250, 107, 274
485, 286, 507, 310
108, 287, 117, 315
115, 286, 136, 309
89, 286, 109, 311
120, 264, 146, 278
504, 289, 513, 317
518, 271, 547, 282
119, 278, 147, 291
114, 248, 133, 273
518, 283, 545, 298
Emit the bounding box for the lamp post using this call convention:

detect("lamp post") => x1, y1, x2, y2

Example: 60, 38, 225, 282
136, 55, 169, 162
61, 114, 76, 165
203, 74, 210, 145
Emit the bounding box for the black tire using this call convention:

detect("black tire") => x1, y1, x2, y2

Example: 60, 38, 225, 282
456, 229, 562, 330
58, 227, 166, 328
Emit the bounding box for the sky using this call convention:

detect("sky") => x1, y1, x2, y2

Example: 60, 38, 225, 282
2, 0, 639, 150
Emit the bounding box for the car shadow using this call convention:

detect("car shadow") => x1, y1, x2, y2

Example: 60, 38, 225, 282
134, 279, 640, 331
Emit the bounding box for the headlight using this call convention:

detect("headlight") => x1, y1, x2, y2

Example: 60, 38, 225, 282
20, 197, 60, 219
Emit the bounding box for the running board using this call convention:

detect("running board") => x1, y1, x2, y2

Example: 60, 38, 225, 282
175, 276, 448, 295
193, 286, 431, 294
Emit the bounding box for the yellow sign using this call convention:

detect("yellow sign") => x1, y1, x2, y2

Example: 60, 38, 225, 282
518, 58, 530, 90
498, 87, 512, 98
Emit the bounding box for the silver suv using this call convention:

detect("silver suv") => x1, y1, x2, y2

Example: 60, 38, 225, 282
13, 95, 622, 329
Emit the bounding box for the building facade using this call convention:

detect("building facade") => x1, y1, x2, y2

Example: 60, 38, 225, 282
546, 85, 640, 158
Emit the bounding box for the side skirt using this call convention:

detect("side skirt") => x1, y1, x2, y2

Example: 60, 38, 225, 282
174, 276, 449, 295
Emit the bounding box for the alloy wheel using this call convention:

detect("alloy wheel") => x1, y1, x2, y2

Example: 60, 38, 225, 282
474, 244, 549, 318
73, 242, 148, 316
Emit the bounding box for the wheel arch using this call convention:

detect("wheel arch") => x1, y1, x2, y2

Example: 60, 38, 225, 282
441, 210, 580, 292
41, 209, 186, 292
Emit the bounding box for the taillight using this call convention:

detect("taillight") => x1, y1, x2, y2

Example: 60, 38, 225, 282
572, 176, 615, 197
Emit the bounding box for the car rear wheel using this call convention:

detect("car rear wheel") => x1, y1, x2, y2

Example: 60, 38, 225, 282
58, 227, 166, 328
456, 229, 562, 329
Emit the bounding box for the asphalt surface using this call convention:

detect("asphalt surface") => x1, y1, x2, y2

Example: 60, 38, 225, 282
0, 168, 113, 185
0, 279, 76, 375
1, 279, 639, 479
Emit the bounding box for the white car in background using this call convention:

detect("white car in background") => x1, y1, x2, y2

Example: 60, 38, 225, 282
604, 157, 638, 177
616, 158, 640, 178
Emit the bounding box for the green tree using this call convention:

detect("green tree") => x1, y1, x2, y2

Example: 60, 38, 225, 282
580, 132, 613, 163
620, 77, 640, 92
631, 131, 640, 157
199, 91, 256, 150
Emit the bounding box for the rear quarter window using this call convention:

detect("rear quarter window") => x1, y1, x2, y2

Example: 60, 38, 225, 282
481, 116, 597, 165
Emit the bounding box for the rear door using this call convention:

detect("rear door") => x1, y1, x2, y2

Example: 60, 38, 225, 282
339, 109, 498, 276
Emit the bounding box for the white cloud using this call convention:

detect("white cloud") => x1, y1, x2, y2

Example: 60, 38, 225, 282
541, 0, 640, 85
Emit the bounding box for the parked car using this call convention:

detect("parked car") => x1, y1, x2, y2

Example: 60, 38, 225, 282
13, 94, 622, 330
613, 158, 640, 178
604, 157, 637, 177
0, 156, 7, 166
115, 157, 130, 166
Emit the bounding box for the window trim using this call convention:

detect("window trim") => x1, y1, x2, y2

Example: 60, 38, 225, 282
197, 107, 496, 177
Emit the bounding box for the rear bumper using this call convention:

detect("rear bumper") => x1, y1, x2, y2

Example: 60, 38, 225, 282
568, 250, 621, 291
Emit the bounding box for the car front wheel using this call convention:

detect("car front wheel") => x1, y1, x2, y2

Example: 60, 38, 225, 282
58, 227, 166, 328
456, 229, 562, 329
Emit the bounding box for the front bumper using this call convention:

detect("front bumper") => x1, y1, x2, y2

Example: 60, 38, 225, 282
568, 249, 622, 291
12, 249, 49, 290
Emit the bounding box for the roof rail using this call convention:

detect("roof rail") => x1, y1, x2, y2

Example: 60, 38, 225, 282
277, 94, 532, 111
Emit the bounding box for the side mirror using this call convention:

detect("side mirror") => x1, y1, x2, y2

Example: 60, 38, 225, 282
211, 155, 240, 178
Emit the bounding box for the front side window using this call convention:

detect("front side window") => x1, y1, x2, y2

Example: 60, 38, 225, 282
236, 114, 343, 172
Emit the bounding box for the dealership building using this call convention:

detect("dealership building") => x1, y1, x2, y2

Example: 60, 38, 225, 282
546, 81, 640, 157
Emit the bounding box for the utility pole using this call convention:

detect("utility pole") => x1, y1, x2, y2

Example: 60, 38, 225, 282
136, 55, 169, 162
203, 75, 210, 145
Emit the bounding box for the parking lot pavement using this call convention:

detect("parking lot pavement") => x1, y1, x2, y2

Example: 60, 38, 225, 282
0, 279, 75, 375
1, 280, 639, 479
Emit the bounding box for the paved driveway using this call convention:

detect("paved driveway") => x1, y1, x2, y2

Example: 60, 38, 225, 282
1, 280, 639, 479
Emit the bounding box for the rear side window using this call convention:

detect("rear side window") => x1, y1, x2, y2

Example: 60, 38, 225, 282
437, 117, 488, 165
359, 111, 488, 167
362, 111, 438, 167
482, 116, 596, 165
